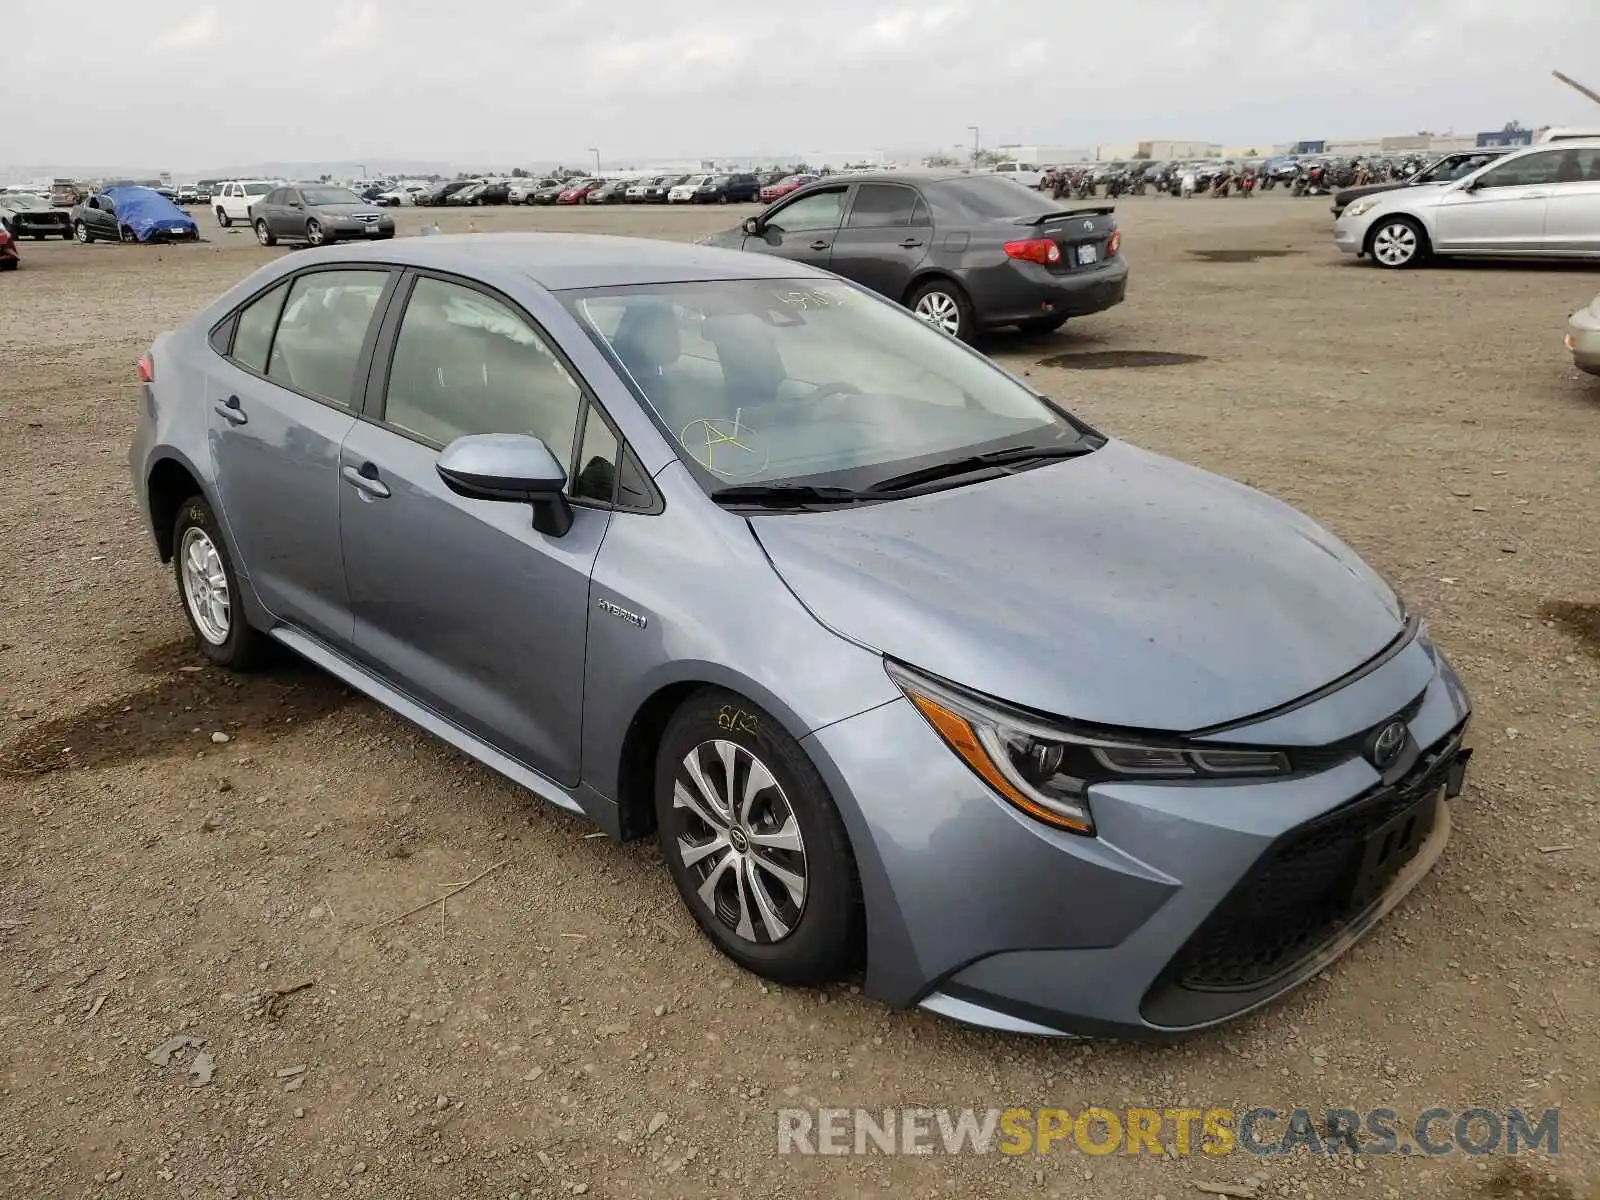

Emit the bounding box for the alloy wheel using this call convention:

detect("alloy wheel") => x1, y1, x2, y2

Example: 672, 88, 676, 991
306, 220, 324, 246
255, 221, 272, 246
672, 739, 808, 944
914, 290, 963, 336
179, 527, 230, 646
1372, 222, 1418, 267
74, 221, 89, 243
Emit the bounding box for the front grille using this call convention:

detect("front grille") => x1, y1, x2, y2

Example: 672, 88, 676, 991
1168, 721, 1465, 993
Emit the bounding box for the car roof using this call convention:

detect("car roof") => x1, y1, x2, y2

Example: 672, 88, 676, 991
300, 232, 823, 290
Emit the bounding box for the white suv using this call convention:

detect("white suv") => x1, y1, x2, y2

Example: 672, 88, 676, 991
213, 180, 276, 227
992, 161, 1045, 188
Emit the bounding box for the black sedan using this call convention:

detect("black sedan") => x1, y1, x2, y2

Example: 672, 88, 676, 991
700, 171, 1127, 342
1329, 149, 1509, 217
249, 185, 395, 247
0, 193, 73, 239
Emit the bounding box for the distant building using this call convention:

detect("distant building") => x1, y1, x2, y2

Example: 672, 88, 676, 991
994, 145, 1094, 165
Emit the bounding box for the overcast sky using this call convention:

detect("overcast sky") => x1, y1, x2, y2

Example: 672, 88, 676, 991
6, 0, 1600, 170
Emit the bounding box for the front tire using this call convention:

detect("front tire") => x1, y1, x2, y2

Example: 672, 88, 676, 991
255, 219, 276, 247
1367, 216, 1428, 269
655, 691, 862, 986
907, 278, 976, 343
74, 220, 93, 244
215, 207, 231, 228
171, 496, 268, 670
305, 219, 325, 246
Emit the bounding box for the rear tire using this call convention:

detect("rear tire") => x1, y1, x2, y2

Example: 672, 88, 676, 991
215, 207, 231, 228
907, 278, 976, 343
171, 495, 269, 671
655, 691, 863, 987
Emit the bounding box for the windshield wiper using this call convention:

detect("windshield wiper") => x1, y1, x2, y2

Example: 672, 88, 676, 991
866, 441, 1100, 494
710, 483, 874, 508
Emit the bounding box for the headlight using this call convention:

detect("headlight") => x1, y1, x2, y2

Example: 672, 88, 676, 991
1344, 197, 1381, 218
888, 663, 1290, 837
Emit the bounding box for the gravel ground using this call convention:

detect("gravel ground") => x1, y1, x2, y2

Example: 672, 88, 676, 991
0, 196, 1596, 1200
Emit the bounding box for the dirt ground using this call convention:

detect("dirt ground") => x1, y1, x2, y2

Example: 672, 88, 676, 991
1, 195, 1596, 1200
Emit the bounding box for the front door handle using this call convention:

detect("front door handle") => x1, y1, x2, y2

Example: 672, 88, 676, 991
898, 238, 925, 248
213, 395, 247, 425
809, 239, 831, 251
341, 463, 391, 499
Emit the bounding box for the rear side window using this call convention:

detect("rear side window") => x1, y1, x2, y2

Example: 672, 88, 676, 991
266, 270, 388, 409
231, 281, 290, 372
846, 184, 923, 229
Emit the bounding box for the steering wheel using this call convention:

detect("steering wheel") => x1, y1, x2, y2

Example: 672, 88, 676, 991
807, 380, 862, 402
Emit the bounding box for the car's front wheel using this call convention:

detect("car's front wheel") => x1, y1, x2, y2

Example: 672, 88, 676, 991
255, 219, 276, 247
1368, 216, 1428, 269
305, 219, 325, 246
655, 691, 862, 986
907, 278, 976, 342
73, 220, 93, 244
171, 496, 268, 670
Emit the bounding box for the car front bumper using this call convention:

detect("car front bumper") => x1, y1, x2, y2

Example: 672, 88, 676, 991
1567, 304, 1600, 374
964, 255, 1130, 327
8, 215, 72, 236
803, 628, 1472, 1038
1333, 215, 1369, 256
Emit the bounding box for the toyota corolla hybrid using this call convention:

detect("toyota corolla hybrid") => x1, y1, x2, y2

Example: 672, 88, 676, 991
129, 233, 1472, 1038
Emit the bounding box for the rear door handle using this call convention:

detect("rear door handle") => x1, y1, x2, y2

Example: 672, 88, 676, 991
809, 239, 831, 251
341, 463, 391, 499
213, 395, 247, 425
898, 238, 925, 248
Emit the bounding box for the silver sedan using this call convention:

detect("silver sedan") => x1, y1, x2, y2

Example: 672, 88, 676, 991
1334, 139, 1600, 268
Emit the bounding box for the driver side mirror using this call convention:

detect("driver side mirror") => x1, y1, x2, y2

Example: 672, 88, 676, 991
1460, 177, 1483, 192
436, 433, 573, 537
741, 216, 761, 235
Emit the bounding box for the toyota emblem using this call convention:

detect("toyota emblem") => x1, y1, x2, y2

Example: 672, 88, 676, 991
1369, 721, 1407, 769
1083, 219, 1094, 231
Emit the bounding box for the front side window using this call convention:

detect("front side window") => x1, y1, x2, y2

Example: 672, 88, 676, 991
565, 278, 1090, 492
266, 269, 388, 408
765, 189, 845, 233
1472, 152, 1564, 189
231, 280, 290, 373
382, 276, 584, 458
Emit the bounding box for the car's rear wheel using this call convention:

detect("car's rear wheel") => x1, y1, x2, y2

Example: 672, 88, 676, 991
255, 219, 276, 247
215, 207, 230, 228
1368, 217, 1428, 269
305, 219, 325, 246
171, 496, 268, 670
73, 220, 92, 244
908, 278, 976, 343
655, 691, 863, 986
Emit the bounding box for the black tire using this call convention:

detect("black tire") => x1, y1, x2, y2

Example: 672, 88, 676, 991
305, 219, 324, 246
0, 259, 16, 272
255, 219, 276, 247
61, 230, 74, 240
655, 690, 862, 986
1015, 314, 1068, 334
74, 220, 93, 244
119, 226, 136, 243
215, 207, 230, 228
906, 277, 977, 343
1366, 216, 1429, 270
170, 495, 269, 670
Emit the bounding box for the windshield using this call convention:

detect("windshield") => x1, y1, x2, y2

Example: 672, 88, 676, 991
563, 278, 1089, 492
930, 176, 1071, 219
301, 187, 361, 205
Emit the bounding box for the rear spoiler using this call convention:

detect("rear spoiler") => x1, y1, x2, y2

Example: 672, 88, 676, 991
1014, 206, 1116, 225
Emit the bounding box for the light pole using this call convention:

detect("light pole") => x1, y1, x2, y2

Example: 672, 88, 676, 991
587, 147, 601, 175
968, 125, 979, 167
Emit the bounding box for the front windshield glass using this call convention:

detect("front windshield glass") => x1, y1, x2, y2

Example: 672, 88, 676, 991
301, 187, 361, 205
563, 278, 1089, 491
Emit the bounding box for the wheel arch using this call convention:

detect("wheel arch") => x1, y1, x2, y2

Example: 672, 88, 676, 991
900, 268, 970, 308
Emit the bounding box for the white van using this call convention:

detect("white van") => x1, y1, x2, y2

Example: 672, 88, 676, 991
213, 180, 276, 227
992, 161, 1045, 188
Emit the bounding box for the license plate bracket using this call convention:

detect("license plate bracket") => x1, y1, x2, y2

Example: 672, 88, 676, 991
1348, 793, 1436, 910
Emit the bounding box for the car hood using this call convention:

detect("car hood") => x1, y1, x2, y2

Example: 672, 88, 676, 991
1334, 182, 1406, 205
747, 440, 1405, 731
698, 227, 745, 249
314, 203, 386, 218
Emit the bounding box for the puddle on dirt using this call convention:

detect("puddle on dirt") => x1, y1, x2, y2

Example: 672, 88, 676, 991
1039, 351, 1208, 370
1189, 249, 1301, 264
1542, 600, 1600, 654
1480, 1158, 1581, 1200
0, 655, 356, 775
